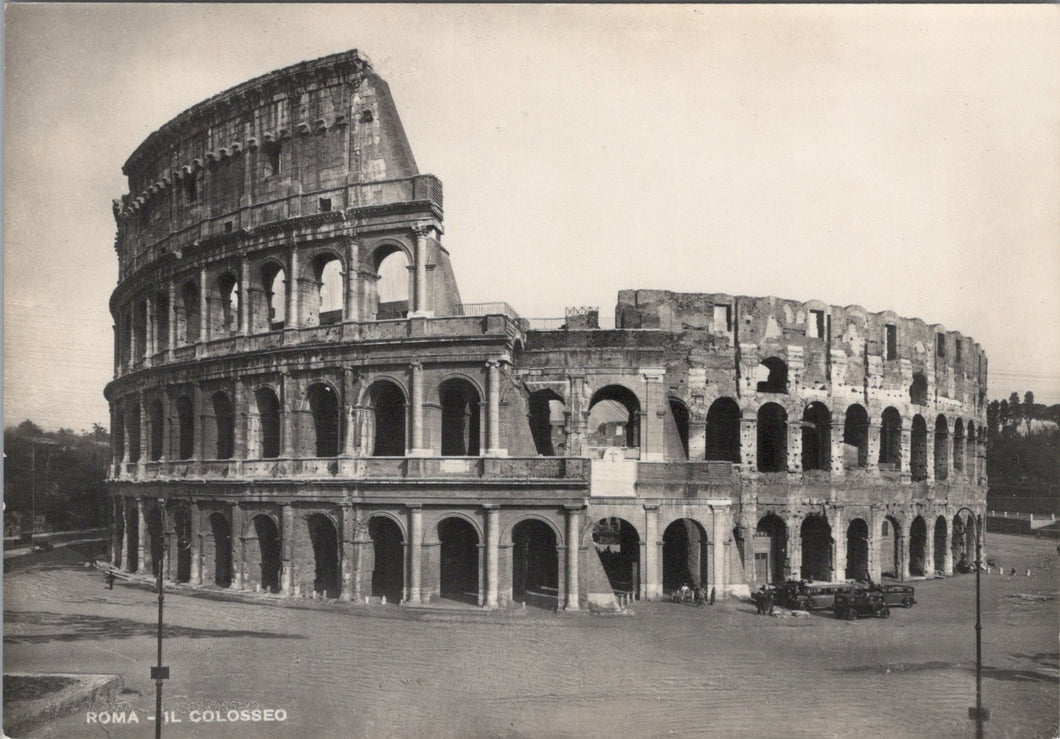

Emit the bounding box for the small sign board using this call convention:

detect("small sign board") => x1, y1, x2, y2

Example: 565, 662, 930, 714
968, 707, 990, 721
151, 666, 170, 680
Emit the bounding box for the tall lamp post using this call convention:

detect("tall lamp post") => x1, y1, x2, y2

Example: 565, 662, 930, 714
152, 499, 170, 739
956, 506, 988, 738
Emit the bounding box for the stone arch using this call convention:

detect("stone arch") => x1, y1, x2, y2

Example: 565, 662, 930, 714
909, 516, 928, 576
207, 511, 232, 587
800, 514, 833, 581
934, 415, 950, 480
528, 389, 565, 457
934, 515, 947, 574
881, 515, 903, 579
511, 518, 559, 609
216, 270, 240, 335
306, 513, 340, 598
438, 377, 481, 456
756, 357, 788, 393
879, 407, 902, 468
801, 402, 831, 471
755, 513, 787, 584
305, 382, 341, 457
590, 517, 641, 597
365, 379, 407, 456
259, 259, 287, 331
662, 518, 709, 593
911, 414, 928, 481
251, 514, 282, 593
367, 241, 412, 320
254, 386, 281, 459
756, 402, 787, 472
437, 516, 480, 603
587, 385, 641, 451
210, 390, 235, 460
705, 397, 741, 463
842, 403, 869, 468
845, 518, 870, 582
309, 250, 345, 326
368, 515, 404, 602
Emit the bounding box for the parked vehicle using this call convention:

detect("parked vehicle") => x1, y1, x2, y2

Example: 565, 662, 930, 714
875, 584, 916, 608
833, 589, 890, 620
791, 582, 855, 611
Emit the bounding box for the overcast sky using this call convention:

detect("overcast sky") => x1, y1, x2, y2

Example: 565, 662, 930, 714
4, 4, 1058, 432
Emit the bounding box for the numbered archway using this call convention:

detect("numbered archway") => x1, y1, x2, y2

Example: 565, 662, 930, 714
438, 517, 480, 604
307, 514, 340, 598
511, 519, 559, 610
369, 516, 404, 602
662, 518, 708, 593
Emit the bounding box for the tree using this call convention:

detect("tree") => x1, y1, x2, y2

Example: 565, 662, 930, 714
1024, 391, 1035, 408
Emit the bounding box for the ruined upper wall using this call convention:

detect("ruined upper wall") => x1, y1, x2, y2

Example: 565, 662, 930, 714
112, 50, 423, 276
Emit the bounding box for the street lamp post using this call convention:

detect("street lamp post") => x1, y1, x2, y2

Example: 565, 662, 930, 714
151, 500, 169, 739
956, 506, 988, 738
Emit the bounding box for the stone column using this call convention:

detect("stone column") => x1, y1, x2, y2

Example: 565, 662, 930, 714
831, 507, 845, 582
485, 361, 506, 457
343, 367, 357, 457
344, 239, 359, 322
711, 506, 728, 599
341, 505, 355, 601
145, 295, 155, 362
409, 362, 428, 456
239, 257, 250, 336
408, 506, 423, 604
786, 420, 802, 473
286, 245, 300, 330
136, 498, 147, 575
643, 505, 660, 601
234, 379, 247, 461
280, 504, 294, 596
923, 517, 935, 576
167, 280, 177, 360
118, 498, 129, 569
739, 416, 757, 472
484, 505, 500, 608
232, 505, 245, 590
942, 516, 954, 575
564, 506, 581, 611
198, 265, 209, 344
641, 369, 665, 462
897, 532, 909, 581
785, 515, 801, 579
830, 419, 846, 477
866, 423, 881, 473
190, 503, 202, 585
138, 394, 149, 469
867, 509, 881, 584
281, 372, 296, 457
411, 226, 430, 317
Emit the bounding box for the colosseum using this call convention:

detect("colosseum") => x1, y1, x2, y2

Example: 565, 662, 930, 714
105, 49, 987, 610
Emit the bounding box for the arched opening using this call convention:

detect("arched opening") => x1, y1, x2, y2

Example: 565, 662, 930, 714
879, 407, 902, 468
314, 254, 344, 325
207, 512, 232, 587
112, 403, 125, 465
662, 518, 708, 594
880, 516, 902, 579
261, 262, 286, 331
911, 415, 928, 481
438, 517, 479, 604
528, 389, 565, 457
952, 512, 978, 569
306, 383, 340, 458
587, 386, 640, 452
756, 357, 788, 393
126, 405, 141, 464
705, 397, 741, 463
934, 415, 949, 481
369, 517, 404, 602
439, 379, 481, 456
845, 518, 869, 582
155, 291, 169, 352
933, 516, 947, 574
511, 519, 559, 610
592, 517, 640, 598
307, 514, 340, 598
148, 400, 164, 461
801, 402, 831, 471
909, 516, 927, 576
217, 272, 239, 335
255, 388, 281, 459
756, 402, 787, 472
668, 398, 690, 460
211, 391, 235, 460
133, 301, 147, 360
842, 404, 869, 468
124, 503, 139, 572
966, 422, 977, 478
368, 381, 406, 456
909, 372, 928, 405
371, 247, 411, 320
754, 514, 786, 584
800, 515, 832, 581
181, 281, 200, 345
146, 507, 164, 577
173, 508, 191, 583
177, 396, 194, 460
252, 515, 281, 594
953, 419, 965, 473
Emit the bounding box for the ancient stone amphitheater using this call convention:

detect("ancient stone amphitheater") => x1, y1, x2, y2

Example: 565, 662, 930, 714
106, 50, 987, 609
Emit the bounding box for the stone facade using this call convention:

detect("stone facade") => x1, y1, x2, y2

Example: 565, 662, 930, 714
106, 50, 986, 609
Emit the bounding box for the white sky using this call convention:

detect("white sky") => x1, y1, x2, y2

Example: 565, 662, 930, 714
4, 4, 1059, 432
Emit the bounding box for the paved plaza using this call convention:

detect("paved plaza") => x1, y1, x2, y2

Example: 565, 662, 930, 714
3, 533, 1057, 738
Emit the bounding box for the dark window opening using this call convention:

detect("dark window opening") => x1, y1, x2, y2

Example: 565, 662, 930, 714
885, 324, 897, 360
879, 407, 902, 468
911, 415, 928, 481
212, 392, 235, 460
934, 415, 949, 480
936, 334, 946, 358
369, 381, 406, 456
909, 372, 928, 405
307, 514, 340, 598
264, 142, 282, 177
184, 176, 197, 203
255, 388, 281, 459
756, 402, 787, 472
307, 384, 340, 457
440, 379, 481, 456
801, 402, 831, 471
319, 197, 332, 213
756, 357, 788, 394
956, 339, 962, 362
668, 398, 690, 460
808, 309, 825, 339
223, 221, 233, 233
177, 396, 195, 460
842, 404, 869, 468
705, 397, 741, 463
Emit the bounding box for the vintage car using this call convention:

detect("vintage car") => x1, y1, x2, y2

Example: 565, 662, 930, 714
791, 582, 856, 611
875, 584, 916, 608
833, 589, 890, 620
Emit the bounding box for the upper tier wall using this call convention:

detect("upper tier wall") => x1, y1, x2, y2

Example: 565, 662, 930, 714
112, 50, 419, 281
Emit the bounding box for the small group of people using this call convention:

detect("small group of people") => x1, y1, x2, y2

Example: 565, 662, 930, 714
753, 585, 775, 616
675, 583, 716, 607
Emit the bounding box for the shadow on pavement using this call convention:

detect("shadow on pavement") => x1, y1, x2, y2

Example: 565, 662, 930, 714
3, 610, 304, 644
838, 660, 1059, 684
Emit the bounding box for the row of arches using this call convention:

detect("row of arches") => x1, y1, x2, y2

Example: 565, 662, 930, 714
117, 245, 412, 366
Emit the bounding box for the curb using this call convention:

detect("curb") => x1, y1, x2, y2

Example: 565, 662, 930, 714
3, 672, 124, 737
